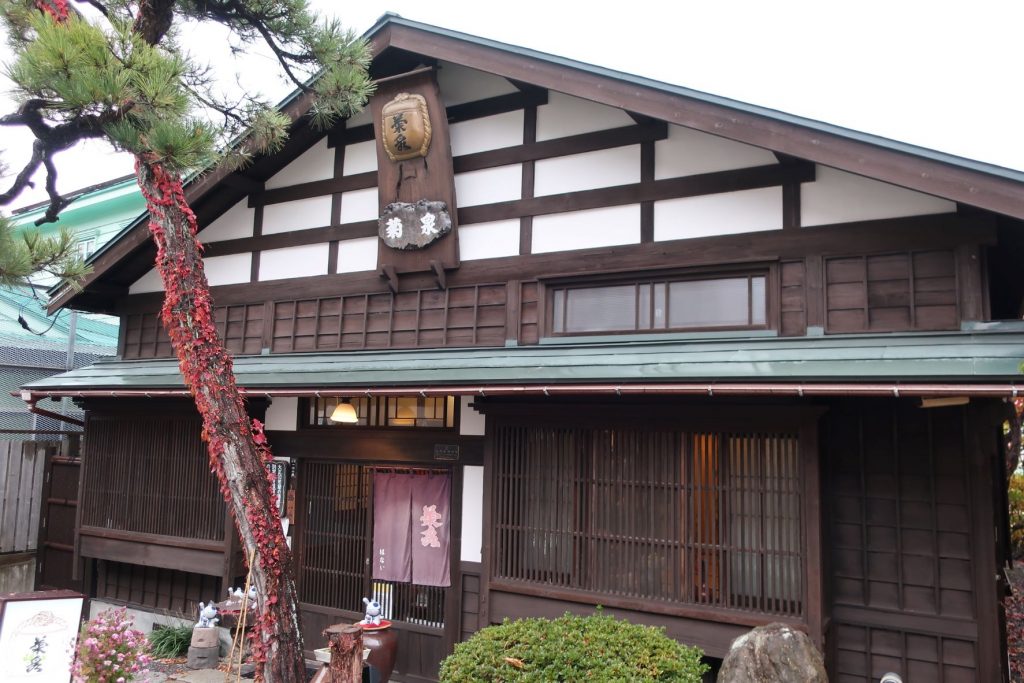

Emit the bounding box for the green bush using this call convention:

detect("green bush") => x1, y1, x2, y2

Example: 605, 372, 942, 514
148, 623, 193, 658
440, 611, 708, 682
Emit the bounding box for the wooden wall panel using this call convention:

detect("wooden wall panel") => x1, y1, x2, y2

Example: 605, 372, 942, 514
123, 304, 265, 359
825, 250, 959, 333
823, 399, 997, 682
270, 283, 508, 353
779, 259, 807, 336
95, 559, 220, 615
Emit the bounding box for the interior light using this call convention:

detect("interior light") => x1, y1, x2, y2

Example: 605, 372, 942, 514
330, 400, 358, 424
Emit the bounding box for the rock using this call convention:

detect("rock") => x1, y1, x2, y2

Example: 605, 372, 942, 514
190, 626, 218, 648
186, 644, 220, 670
717, 622, 827, 682
379, 200, 452, 250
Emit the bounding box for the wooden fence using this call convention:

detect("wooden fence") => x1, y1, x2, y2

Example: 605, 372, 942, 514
0, 440, 53, 554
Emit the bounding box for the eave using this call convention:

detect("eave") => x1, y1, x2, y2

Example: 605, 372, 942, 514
46, 15, 1024, 315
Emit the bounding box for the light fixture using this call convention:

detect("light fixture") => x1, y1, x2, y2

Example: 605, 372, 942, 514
330, 400, 358, 424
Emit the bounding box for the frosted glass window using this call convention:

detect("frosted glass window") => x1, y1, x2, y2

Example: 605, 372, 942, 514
551, 274, 767, 335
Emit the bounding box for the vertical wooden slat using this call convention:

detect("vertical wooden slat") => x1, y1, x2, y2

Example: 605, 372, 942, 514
2, 441, 23, 552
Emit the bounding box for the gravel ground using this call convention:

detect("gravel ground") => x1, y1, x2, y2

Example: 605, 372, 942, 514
1007, 563, 1024, 681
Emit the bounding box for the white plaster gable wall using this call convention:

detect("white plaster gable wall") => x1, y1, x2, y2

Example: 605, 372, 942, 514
264, 138, 334, 189
196, 199, 254, 242
342, 140, 378, 175
128, 267, 164, 294
461, 465, 484, 563
262, 195, 332, 235
336, 236, 379, 273
128, 253, 251, 293
535, 145, 641, 196
339, 187, 379, 224
258, 243, 329, 281
455, 164, 522, 207
655, 125, 778, 179
265, 397, 298, 431
449, 110, 525, 157
459, 396, 485, 435
346, 106, 372, 128
802, 166, 957, 227
654, 187, 783, 241
459, 219, 521, 261
536, 92, 634, 141
437, 62, 519, 106
205, 253, 253, 286
532, 205, 641, 254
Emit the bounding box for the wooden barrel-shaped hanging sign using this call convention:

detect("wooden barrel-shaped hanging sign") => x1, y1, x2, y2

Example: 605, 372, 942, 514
381, 93, 432, 162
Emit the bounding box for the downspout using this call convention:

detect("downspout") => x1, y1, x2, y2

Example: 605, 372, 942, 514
20, 391, 85, 427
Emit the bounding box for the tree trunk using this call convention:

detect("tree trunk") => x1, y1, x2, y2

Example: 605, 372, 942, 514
135, 156, 305, 683
324, 624, 363, 683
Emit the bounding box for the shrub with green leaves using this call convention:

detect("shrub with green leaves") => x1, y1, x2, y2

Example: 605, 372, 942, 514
147, 623, 193, 659
440, 611, 708, 682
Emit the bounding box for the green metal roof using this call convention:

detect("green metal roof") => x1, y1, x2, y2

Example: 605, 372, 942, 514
21, 329, 1024, 393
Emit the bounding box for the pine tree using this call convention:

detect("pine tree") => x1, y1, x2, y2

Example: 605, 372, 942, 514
0, 2, 374, 680
0, 215, 89, 289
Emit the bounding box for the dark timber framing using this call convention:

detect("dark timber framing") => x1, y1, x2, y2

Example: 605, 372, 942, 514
40, 16, 1021, 683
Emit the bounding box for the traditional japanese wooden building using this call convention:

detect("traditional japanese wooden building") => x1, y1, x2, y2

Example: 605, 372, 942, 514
23, 15, 1023, 682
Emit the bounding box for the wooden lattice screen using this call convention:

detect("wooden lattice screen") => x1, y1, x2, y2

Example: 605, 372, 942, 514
299, 462, 447, 628
82, 415, 225, 541
491, 424, 804, 618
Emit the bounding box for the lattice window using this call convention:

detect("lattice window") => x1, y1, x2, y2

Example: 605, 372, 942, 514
491, 424, 803, 618
305, 396, 457, 429
299, 463, 448, 629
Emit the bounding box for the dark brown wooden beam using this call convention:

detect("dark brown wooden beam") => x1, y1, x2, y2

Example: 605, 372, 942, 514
326, 88, 548, 148
452, 121, 667, 174
459, 162, 813, 225
222, 173, 265, 194
382, 22, 1024, 222
201, 163, 808, 259
250, 172, 377, 208
116, 211, 986, 312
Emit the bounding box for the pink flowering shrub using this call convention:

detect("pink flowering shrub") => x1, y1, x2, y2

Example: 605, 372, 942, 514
72, 608, 151, 683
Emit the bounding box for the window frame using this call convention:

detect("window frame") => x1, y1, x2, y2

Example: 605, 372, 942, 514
300, 395, 460, 432
481, 402, 823, 633
540, 264, 778, 338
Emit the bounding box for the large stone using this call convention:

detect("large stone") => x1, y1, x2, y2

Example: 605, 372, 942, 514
186, 644, 220, 670
190, 626, 218, 648
378, 200, 452, 250
717, 623, 827, 683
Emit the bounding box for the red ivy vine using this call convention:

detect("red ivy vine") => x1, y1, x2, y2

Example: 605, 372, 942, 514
35, 0, 69, 22
137, 155, 294, 676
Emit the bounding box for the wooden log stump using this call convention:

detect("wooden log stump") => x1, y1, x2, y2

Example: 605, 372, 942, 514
324, 624, 363, 683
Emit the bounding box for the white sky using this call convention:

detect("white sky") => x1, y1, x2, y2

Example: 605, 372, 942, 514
3, 0, 1022, 209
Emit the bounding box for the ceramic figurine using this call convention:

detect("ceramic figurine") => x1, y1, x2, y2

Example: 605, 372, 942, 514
197, 601, 219, 628
361, 597, 382, 625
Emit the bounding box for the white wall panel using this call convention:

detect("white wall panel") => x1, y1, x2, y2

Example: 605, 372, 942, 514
655, 125, 778, 179
258, 243, 329, 281
265, 139, 334, 189
802, 166, 956, 227
346, 107, 372, 128
459, 219, 521, 261
128, 267, 164, 294
532, 205, 641, 254
535, 146, 641, 196
449, 110, 524, 156
205, 253, 252, 286
336, 236, 378, 273
655, 187, 783, 241
461, 465, 484, 563
342, 140, 378, 175
459, 396, 485, 435
536, 92, 634, 141
454, 164, 522, 207
340, 188, 379, 224
438, 62, 518, 106
262, 196, 332, 235
197, 199, 254, 242
265, 397, 298, 431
